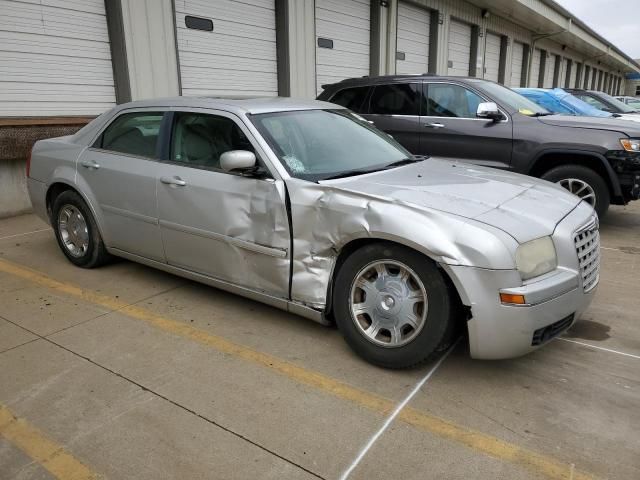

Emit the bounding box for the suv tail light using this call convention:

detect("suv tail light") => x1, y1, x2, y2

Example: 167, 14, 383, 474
26, 149, 32, 178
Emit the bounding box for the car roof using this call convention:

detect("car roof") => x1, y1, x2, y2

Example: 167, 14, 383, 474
321, 74, 490, 90
110, 96, 343, 115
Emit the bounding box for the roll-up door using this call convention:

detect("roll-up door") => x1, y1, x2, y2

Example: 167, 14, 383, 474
396, 1, 430, 75
447, 19, 472, 76
509, 41, 524, 87
316, 0, 370, 95
0, 0, 116, 116
529, 48, 541, 87
544, 54, 556, 88
570, 62, 579, 88
484, 32, 501, 82
175, 0, 278, 96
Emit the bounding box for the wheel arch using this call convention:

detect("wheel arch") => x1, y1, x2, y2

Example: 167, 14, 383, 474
529, 150, 622, 201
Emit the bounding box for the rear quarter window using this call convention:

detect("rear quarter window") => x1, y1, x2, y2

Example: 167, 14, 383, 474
94, 112, 164, 158
329, 86, 371, 113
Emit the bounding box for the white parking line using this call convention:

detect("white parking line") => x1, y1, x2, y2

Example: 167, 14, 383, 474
339, 340, 459, 480
0, 228, 50, 241
558, 338, 640, 360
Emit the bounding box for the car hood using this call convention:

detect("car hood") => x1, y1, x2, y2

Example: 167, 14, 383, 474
536, 114, 640, 135
322, 159, 582, 243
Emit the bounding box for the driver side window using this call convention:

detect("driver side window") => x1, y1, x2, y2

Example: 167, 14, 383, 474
170, 112, 255, 170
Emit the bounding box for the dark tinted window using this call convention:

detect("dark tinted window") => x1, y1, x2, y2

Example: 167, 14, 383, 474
170, 112, 254, 170
426, 83, 484, 118
98, 112, 163, 158
370, 83, 421, 115
329, 86, 370, 113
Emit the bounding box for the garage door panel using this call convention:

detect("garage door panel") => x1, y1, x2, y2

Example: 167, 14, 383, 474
530, 48, 541, 86
176, 0, 278, 96
396, 1, 430, 75
484, 32, 501, 82
448, 19, 472, 76
510, 41, 524, 87
316, 0, 370, 94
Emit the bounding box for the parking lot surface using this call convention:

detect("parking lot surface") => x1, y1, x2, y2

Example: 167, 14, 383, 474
0, 204, 638, 480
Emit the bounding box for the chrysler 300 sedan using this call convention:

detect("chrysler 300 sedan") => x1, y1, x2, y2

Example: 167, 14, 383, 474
27, 97, 599, 368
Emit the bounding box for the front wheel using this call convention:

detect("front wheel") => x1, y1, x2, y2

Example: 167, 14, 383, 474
541, 165, 610, 217
333, 242, 456, 369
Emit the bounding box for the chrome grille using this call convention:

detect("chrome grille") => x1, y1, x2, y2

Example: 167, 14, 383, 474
573, 218, 600, 292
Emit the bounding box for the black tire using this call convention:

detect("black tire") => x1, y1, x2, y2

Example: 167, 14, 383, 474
51, 190, 112, 268
333, 242, 457, 369
541, 165, 610, 218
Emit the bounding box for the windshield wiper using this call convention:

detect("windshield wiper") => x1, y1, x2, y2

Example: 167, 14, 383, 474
381, 156, 427, 169
321, 157, 426, 181
531, 112, 554, 117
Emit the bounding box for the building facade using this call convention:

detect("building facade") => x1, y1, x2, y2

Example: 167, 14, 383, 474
1, 0, 640, 216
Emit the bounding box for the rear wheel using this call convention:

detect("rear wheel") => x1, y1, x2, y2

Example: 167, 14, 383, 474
541, 165, 610, 217
333, 242, 456, 369
52, 190, 111, 268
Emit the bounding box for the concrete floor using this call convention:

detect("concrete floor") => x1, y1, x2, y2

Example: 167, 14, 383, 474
0, 204, 638, 480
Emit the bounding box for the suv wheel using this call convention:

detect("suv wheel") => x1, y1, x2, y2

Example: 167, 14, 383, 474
541, 165, 610, 217
333, 242, 457, 369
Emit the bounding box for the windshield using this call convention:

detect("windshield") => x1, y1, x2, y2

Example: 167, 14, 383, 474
597, 92, 639, 113
628, 99, 640, 109
515, 89, 575, 115
250, 109, 412, 181
471, 80, 550, 116
548, 89, 612, 117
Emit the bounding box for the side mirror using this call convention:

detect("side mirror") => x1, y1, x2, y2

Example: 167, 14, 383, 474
476, 102, 503, 121
220, 150, 257, 173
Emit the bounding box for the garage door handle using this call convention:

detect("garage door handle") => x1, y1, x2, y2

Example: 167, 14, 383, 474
80, 160, 100, 169
425, 122, 445, 129
160, 176, 187, 187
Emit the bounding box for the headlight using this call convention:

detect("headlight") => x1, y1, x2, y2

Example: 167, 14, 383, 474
620, 138, 640, 152
515, 236, 557, 280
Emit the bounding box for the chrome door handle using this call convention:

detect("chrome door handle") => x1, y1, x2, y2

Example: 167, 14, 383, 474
80, 160, 100, 169
425, 122, 445, 129
160, 176, 187, 187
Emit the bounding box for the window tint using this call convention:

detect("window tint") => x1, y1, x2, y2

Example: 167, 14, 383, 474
577, 94, 608, 110
330, 86, 370, 113
370, 83, 421, 116
98, 112, 163, 158
170, 112, 255, 169
426, 84, 485, 118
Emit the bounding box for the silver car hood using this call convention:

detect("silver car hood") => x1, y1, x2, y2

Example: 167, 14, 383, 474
321, 159, 582, 244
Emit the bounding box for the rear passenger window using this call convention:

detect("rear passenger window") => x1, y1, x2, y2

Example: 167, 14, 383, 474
370, 84, 421, 116
96, 112, 163, 158
170, 112, 255, 170
329, 86, 370, 113
426, 84, 484, 118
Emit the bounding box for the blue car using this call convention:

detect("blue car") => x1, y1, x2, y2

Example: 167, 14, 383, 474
515, 88, 612, 117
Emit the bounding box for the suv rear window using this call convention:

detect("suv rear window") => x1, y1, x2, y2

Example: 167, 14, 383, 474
369, 83, 421, 116
329, 86, 370, 113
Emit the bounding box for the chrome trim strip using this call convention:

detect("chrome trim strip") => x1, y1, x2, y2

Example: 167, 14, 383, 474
102, 204, 158, 225
107, 248, 327, 325
159, 219, 288, 258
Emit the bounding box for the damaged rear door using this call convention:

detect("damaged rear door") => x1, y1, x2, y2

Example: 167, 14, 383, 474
156, 109, 291, 298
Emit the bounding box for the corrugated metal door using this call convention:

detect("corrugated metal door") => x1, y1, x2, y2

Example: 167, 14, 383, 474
529, 48, 541, 87
0, 0, 116, 116
396, 1, 430, 75
544, 54, 556, 88
315, 0, 370, 95
175, 0, 278, 96
569, 61, 577, 88
447, 19, 472, 76
509, 41, 524, 87
484, 32, 501, 82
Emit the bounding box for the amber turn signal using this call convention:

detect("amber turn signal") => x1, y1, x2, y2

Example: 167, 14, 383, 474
500, 293, 526, 305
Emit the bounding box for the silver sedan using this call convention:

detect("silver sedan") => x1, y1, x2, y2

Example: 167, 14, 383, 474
27, 97, 599, 368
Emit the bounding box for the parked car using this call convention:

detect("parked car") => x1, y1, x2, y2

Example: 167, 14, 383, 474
28, 97, 599, 368
615, 95, 640, 109
318, 75, 640, 217
516, 88, 640, 123
565, 89, 640, 115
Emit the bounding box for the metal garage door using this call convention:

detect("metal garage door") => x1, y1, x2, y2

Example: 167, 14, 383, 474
175, 0, 277, 96
529, 48, 541, 87
484, 32, 501, 82
316, 0, 370, 95
544, 54, 556, 88
0, 0, 115, 116
509, 41, 524, 87
447, 19, 472, 76
396, 1, 430, 75
569, 61, 577, 88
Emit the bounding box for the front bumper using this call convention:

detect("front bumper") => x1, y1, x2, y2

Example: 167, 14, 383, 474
445, 201, 598, 360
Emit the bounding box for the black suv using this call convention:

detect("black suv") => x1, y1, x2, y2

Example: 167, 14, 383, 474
318, 75, 640, 216
565, 89, 640, 115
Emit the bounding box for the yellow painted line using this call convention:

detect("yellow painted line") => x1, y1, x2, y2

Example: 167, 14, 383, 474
0, 258, 593, 480
0, 404, 98, 480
